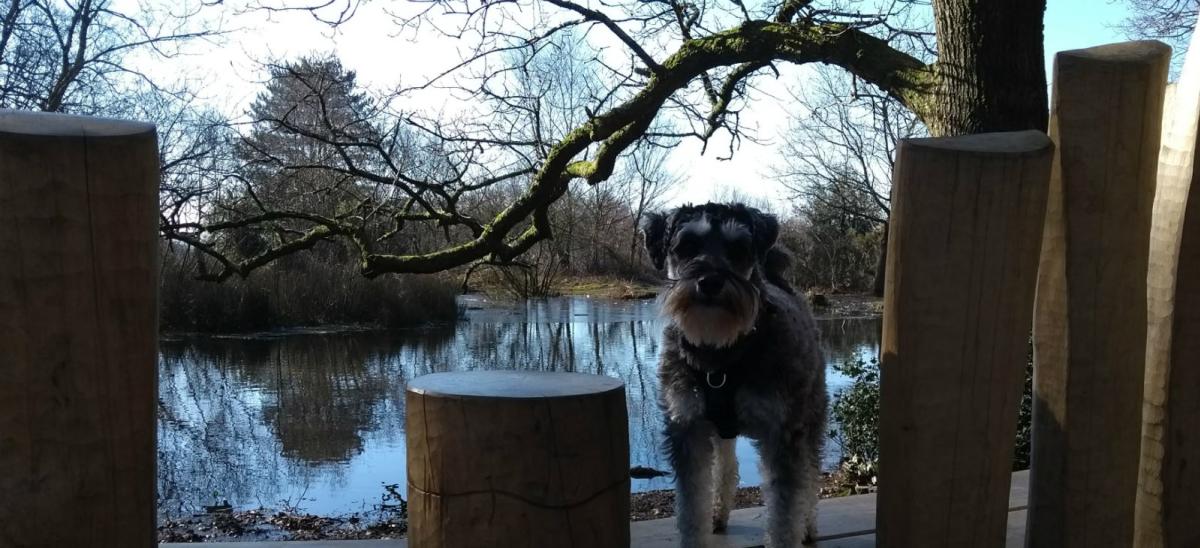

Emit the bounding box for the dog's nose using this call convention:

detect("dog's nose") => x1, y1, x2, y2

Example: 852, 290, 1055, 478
697, 275, 725, 297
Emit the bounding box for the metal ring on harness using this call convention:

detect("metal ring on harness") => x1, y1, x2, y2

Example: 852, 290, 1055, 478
706, 371, 727, 389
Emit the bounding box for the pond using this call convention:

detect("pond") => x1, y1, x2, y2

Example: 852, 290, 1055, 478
157, 295, 881, 520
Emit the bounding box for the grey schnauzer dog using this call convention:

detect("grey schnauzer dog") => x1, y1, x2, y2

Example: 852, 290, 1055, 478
642, 202, 827, 547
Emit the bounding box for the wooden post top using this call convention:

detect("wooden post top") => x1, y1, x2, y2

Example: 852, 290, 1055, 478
407, 370, 625, 399
1057, 40, 1171, 64
0, 109, 155, 137
903, 130, 1052, 156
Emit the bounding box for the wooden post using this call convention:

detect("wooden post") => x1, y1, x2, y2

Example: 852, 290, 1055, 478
406, 371, 630, 548
0, 111, 159, 546
877, 130, 1053, 547
1135, 30, 1200, 548
1027, 41, 1169, 548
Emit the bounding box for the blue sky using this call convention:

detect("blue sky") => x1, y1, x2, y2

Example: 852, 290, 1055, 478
1046, 0, 1135, 71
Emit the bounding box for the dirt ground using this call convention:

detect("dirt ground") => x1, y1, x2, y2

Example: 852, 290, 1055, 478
158, 473, 853, 542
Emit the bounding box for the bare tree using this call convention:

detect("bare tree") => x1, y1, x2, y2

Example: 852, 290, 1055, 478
626, 143, 678, 264
150, 90, 234, 248
777, 65, 926, 295
782, 175, 886, 292
1, 0, 229, 253
1120, 0, 1196, 69
0, 0, 218, 113
162, 0, 1050, 279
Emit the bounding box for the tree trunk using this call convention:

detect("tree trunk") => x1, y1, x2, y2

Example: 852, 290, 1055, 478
864, 0, 1046, 299
929, 0, 1049, 136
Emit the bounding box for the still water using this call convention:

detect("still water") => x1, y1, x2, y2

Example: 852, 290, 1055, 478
157, 296, 880, 519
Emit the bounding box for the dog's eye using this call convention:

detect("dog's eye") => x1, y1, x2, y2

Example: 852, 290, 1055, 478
674, 236, 699, 257
726, 237, 752, 262
728, 243, 749, 262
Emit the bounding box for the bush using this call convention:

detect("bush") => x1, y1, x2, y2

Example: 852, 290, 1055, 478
828, 356, 881, 490
828, 348, 1034, 489
829, 356, 881, 463
159, 244, 461, 332
1012, 343, 1034, 470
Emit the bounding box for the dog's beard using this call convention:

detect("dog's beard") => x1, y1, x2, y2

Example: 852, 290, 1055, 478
662, 275, 759, 348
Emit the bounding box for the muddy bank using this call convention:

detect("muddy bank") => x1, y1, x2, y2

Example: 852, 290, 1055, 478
159, 473, 854, 542
810, 293, 883, 319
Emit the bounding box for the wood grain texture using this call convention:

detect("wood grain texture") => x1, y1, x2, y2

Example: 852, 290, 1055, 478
876, 130, 1053, 548
0, 110, 159, 547
1026, 41, 1169, 548
406, 371, 630, 548
1134, 30, 1200, 548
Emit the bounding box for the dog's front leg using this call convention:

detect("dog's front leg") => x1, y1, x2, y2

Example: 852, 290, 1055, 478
665, 420, 718, 547
712, 437, 738, 532
757, 433, 820, 547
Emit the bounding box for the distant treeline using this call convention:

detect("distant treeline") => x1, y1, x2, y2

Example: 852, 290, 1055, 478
159, 242, 460, 333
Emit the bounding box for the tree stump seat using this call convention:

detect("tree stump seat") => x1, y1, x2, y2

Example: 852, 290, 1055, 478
406, 370, 630, 548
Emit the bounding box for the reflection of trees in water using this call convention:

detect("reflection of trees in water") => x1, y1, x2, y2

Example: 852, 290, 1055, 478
816, 318, 883, 364
394, 299, 670, 472
157, 328, 455, 516
262, 339, 387, 463
158, 339, 286, 517
618, 320, 666, 474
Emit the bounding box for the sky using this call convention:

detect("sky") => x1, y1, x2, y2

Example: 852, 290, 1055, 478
159, 0, 1148, 209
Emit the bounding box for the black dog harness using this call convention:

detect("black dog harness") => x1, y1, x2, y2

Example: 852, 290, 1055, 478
679, 310, 772, 439
696, 366, 743, 439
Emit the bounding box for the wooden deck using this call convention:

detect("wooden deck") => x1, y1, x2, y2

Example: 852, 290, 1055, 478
160, 471, 1029, 547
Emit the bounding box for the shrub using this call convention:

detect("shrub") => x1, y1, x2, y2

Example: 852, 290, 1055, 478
828, 355, 881, 490
828, 347, 1034, 489
1012, 342, 1034, 470
829, 355, 881, 463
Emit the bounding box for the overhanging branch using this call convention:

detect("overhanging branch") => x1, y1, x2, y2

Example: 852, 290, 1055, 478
354, 19, 932, 275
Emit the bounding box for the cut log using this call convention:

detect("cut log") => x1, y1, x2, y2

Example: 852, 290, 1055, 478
406, 370, 630, 548
1134, 29, 1200, 548
877, 130, 1053, 548
0, 110, 159, 546
1027, 41, 1170, 548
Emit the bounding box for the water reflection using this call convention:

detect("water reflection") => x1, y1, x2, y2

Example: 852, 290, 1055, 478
157, 296, 880, 519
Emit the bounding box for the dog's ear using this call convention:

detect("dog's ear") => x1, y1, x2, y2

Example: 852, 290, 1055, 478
748, 207, 779, 258
640, 211, 669, 270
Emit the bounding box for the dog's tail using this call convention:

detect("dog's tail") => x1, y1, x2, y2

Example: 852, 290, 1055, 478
763, 247, 796, 295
